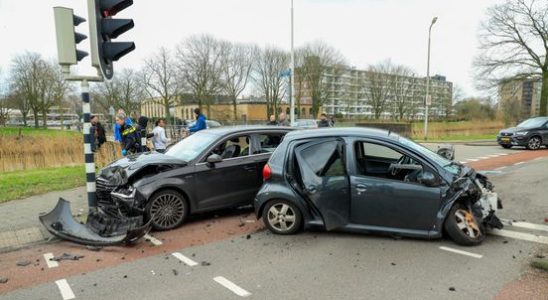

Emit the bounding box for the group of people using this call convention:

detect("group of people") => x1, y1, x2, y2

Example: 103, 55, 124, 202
266, 112, 334, 128
89, 108, 208, 157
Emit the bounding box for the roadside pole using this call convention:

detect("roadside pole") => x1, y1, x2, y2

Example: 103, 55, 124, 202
290, 0, 296, 125
81, 79, 97, 208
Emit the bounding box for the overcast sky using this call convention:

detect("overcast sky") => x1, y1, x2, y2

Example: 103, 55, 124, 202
0, 0, 500, 97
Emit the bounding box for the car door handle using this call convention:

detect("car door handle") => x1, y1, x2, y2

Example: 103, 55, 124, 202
355, 184, 367, 192
306, 185, 317, 194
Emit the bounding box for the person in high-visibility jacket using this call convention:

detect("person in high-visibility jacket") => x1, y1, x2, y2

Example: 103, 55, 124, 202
116, 113, 141, 156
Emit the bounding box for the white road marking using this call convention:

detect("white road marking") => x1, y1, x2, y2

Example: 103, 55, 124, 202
500, 219, 548, 233
497, 153, 509, 156
465, 158, 479, 162
172, 252, 198, 266
144, 234, 163, 246
55, 279, 75, 300
494, 166, 507, 171
478, 156, 491, 160
213, 276, 252, 297
487, 154, 502, 158
490, 229, 548, 245
439, 246, 483, 259
43, 253, 59, 268
514, 162, 525, 166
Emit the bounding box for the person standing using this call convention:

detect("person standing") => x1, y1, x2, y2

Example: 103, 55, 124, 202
114, 109, 133, 142
189, 108, 207, 133
278, 112, 290, 127
90, 116, 97, 152
317, 113, 332, 128
266, 114, 278, 125
116, 113, 141, 156
91, 115, 107, 150
152, 118, 169, 153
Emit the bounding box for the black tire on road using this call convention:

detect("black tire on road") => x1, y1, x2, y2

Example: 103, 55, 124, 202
501, 144, 512, 149
444, 203, 485, 246
145, 189, 188, 231
526, 136, 542, 150
263, 200, 302, 235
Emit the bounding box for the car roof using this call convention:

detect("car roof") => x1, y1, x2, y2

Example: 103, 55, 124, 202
284, 127, 400, 140
200, 125, 294, 136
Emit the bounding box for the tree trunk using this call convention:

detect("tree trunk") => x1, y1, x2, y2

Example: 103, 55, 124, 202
42, 109, 48, 128
540, 70, 548, 116
33, 111, 39, 128
232, 97, 238, 121
164, 101, 170, 120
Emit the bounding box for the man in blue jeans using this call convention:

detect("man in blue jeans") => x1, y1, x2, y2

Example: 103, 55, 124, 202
189, 108, 207, 133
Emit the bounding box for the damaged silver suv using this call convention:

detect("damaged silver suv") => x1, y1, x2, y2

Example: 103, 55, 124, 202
255, 128, 503, 246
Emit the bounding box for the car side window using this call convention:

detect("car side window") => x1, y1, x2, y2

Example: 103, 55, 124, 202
354, 141, 425, 185
251, 134, 284, 155
207, 135, 250, 160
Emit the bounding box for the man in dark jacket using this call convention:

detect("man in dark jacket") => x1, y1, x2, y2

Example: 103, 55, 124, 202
189, 108, 207, 133
116, 113, 141, 156
317, 113, 332, 128
266, 114, 278, 125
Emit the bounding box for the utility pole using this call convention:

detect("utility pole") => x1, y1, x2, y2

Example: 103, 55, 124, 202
424, 16, 437, 141
290, 0, 296, 126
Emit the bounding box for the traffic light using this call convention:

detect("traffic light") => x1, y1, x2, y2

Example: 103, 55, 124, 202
88, 0, 135, 80
53, 7, 88, 73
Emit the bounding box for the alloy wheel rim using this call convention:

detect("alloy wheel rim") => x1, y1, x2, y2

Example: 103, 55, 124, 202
529, 137, 541, 149
267, 203, 296, 232
150, 194, 185, 228
455, 209, 481, 239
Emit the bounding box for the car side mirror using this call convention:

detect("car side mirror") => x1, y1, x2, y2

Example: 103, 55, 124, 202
206, 154, 223, 166
418, 171, 438, 187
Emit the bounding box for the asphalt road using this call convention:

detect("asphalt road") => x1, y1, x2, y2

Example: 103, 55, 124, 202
1, 145, 547, 300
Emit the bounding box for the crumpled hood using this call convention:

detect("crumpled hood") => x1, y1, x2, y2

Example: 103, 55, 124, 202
100, 152, 187, 185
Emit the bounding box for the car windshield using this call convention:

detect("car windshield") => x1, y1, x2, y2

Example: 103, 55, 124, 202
517, 117, 547, 129
398, 137, 459, 175
165, 132, 218, 162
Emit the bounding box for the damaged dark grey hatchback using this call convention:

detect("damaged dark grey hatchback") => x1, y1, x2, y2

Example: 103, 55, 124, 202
255, 128, 503, 246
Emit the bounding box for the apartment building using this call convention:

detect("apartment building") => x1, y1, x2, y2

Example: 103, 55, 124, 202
499, 78, 542, 117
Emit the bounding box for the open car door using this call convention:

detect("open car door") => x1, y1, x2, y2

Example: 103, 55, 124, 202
294, 138, 349, 230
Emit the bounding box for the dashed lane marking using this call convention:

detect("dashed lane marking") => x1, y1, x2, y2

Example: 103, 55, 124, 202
490, 229, 548, 245
172, 252, 198, 266
465, 158, 479, 162
213, 276, 252, 297
44, 253, 59, 268
55, 279, 75, 300
478, 156, 491, 160
500, 219, 548, 233
439, 246, 483, 259
144, 234, 163, 246
513, 161, 525, 166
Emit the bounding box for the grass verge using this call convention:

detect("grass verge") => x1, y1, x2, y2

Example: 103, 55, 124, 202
0, 127, 80, 138
0, 166, 85, 203
531, 259, 548, 272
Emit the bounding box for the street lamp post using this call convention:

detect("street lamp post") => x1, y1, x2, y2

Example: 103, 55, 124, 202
424, 16, 437, 140
290, 0, 296, 125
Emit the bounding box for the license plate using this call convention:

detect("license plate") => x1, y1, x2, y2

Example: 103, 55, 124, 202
501, 137, 511, 142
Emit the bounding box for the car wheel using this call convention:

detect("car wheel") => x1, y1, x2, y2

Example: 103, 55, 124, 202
501, 144, 512, 149
444, 203, 485, 246
146, 189, 188, 231
526, 136, 542, 150
263, 200, 302, 235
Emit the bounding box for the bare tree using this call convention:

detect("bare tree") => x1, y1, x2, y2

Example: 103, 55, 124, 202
475, 0, 548, 115
390, 64, 417, 121
9, 53, 67, 127
297, 41, 346, 117
363, 60, 396, 120
0, 67, 10, 126
220, 43, 256, 120
142, 47, 181, 119
253, 46, 289, 119
176, 34, 225, 116
93, 68, 144, 116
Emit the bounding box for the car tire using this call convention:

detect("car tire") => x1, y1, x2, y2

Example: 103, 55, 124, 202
444, 203, 485, 246
262, 200, 302, 235
145, 189, 188, 231
526, 136, 542, 150
501, 144, 512, 149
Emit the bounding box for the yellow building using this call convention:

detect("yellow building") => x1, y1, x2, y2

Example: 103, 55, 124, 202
142, 98, 315, 122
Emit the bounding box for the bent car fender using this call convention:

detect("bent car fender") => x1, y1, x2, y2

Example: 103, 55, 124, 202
39, 198, 151, 246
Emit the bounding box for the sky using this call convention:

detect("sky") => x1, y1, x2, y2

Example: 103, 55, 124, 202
0, 0, 501, 97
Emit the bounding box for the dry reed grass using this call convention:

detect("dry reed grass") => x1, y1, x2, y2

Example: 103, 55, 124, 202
0, 134, 122, 172
411, 120, 503, 139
